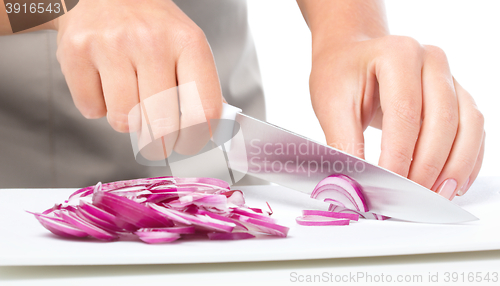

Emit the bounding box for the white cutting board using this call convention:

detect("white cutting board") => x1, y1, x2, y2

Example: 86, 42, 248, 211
0, 177, 499, 266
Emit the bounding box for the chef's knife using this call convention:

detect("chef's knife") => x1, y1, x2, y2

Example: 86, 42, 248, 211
217, 104, 477, 224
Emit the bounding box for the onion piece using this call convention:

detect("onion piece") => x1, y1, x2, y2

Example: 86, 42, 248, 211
302, 209, 359, 221
296, 215, 350, 226
32, 212, 88, 238
135, 231, 181, 244
231, 214, 289, 237
208, 232, 255, 240
60, 210, 118, 241
310, 174, 368, 212
147, 203, 193, 225
196, 209, 248, 231
328, 204, 389, 220
75, 206, 123, 233
150, 204, 235, 233
231, 207, 276, 223
136, 226, 195, 234
79, 200, 116, 222
93, 189, 174, 228
223, 190, 245, 206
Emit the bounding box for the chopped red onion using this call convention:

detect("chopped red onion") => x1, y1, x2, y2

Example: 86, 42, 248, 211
307, 174, 389, 222
30, 176, 289, 243
310, 174, 368, 212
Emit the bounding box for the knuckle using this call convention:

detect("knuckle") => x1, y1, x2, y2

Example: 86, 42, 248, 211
454, 154, 476, 169
390, 99, 421, 127
424, 45, 448, 62
384, 35, 422, 55
132, 23, 158, 47
437, 105, 459, 128
66, 33, 93, 54
176, 26, 208, 50
388, 146, 413, 167
469, 108, 485, 127
419, 161, 442, 179
101, 29, 125, 49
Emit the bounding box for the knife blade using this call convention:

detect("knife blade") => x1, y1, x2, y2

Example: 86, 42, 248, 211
219, 104, 477, 223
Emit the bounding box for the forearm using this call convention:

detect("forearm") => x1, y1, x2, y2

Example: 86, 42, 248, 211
296, 0, 389, 51
0, 0, 56, 35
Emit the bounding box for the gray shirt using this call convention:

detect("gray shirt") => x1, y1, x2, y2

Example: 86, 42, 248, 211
0, 0, 265, 188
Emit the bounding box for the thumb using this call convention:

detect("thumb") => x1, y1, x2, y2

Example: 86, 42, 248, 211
314, 98, 366, 159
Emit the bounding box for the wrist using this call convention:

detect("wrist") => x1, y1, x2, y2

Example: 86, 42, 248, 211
311, 30, 388, 61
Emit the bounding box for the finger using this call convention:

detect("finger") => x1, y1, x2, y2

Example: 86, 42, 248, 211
432, 78, 484, 200
98, 62, 140, 133
377, 44, 424, 177
174, 31, 223, 155
457, 132, 485, 196
408, 46, 459, 189
137, 59, 179, 159
60, 59, 106, 119
312, 82, 366, 158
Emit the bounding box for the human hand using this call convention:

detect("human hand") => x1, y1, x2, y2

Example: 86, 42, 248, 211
54, 0, 223, 157
310, 35, 484, 200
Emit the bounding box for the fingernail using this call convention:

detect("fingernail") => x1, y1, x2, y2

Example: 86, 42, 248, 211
457, 177, 470, 196
437, 179, 458, 200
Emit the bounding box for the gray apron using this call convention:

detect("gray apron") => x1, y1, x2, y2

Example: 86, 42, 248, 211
0, 0, 266, 188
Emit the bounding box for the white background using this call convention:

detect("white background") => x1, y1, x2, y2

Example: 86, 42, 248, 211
247, 0, 500, 176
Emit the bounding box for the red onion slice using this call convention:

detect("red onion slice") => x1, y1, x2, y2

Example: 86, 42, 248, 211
231, 207, 276, 223
196, 209, 248, 231
223, 190, 245, 206
208, 232, 255, 240
310, 174, 368, 212
79, 199, 137, 231
328, 204, 390, 220
231, 214, 289, 237
296, 215, 350, 226
135, 230, 181, 244
93, 189, 174, 228
147, 204, 193, 225
60, 210, 118, 241
32, 213, 89, 238
136, 226, 195, 234
302, 209, 359, 221
75, 207, 124, 233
